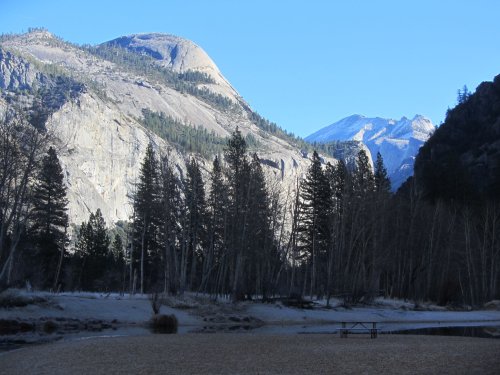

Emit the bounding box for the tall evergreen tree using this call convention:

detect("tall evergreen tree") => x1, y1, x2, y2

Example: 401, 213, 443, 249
353, 149, 375, 196
111, 233, 124, 260
224, 127, 251, 300
75, 209, 110, 291
31, 146, 68, 289
341, 149, 377, 301
132, 143, 161, 293
374, 152, 391, 194
201, 156, 228, 294
324, 160, 350, 305
111, 233, 126, 291
183, 158, 206, 291
371, 152, 391, 297
245, 153, 276, 298
158, 156, 182, 294
297, 150, 332, 297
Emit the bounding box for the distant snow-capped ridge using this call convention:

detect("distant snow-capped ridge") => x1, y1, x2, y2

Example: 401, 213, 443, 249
305, 114, 435, 190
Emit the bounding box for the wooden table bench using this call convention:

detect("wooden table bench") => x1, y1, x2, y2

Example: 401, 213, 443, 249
339, 322, 379, 338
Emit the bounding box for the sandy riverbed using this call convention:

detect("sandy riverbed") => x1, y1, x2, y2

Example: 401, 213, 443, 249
1, 334, 499, 374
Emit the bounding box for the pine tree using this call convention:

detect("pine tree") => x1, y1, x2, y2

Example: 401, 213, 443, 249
457, 85, 470, 104
111, 233, 124, 260
245, 153, 275, 298
75, 209, 110, 291
345, 149, 376, 301
201, 156, 228, 294
324, 160, 350, 305
224, 127, 251, 300
31, 146, 68, 289
353, 149, 375, 197
225, 127, 248, 186
111, 233, 125, 291
184, 158, 206, 291
371, 152, 391, 298
374, 152, 391, 194
297, 150, 332, 297
132, 143, 161, 293
158, 155, 182, 294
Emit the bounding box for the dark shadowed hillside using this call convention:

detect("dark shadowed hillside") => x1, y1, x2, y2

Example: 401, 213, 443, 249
414, 75, 500, 201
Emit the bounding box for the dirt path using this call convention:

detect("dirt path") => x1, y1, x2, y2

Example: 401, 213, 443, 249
1, 334, 499, 374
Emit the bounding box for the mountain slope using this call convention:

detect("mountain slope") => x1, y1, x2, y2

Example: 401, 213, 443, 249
306, 114, 435, 189
414, 74, 500, 201
0, 29, 325, 225
103, 33, 239, 102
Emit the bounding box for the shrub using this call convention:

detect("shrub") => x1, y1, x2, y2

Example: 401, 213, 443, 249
149, 314, 178, 334
42, 320, 58, 333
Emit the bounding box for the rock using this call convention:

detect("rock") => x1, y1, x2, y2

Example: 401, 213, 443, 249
0, 30, 332, 227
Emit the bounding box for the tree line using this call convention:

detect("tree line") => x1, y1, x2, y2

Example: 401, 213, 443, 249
1, 111, 498, 306
140, 109, 260, 159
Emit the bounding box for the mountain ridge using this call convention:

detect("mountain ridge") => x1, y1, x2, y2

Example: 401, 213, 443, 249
0, 29, 329, 225
306, 114, 435, 189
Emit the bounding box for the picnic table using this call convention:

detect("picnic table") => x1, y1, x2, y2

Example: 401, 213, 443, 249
339, 322, 379, 338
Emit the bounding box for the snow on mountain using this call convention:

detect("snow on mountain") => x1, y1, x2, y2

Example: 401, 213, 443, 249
306, 114, 435, 189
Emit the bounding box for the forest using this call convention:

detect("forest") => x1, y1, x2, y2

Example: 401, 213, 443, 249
0, 79, 499, 307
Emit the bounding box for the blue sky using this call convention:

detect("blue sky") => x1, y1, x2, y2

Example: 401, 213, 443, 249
1, 0, 499, 136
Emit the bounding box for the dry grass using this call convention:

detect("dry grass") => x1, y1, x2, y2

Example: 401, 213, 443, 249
1, 334, 499, 374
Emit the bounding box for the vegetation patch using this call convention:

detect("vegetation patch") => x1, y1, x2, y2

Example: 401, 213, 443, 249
0, 319, 35, 335
0, 290, 48, 308
42, 320, 58, 334
149, 314, 178, 334
140, 109, 260, 157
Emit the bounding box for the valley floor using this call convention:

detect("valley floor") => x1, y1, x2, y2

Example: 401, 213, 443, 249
2, 334, 500, 374
1, 290, 500, 373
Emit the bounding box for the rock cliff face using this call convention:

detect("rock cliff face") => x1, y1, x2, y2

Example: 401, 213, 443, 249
0, 30, 323, 225
0, 48, 38, 89
104, 33, 239, 101
306, 114, 435, 189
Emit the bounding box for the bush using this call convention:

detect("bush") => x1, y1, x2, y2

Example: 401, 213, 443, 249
42, 320, 58, 333
149, 314, 178, 334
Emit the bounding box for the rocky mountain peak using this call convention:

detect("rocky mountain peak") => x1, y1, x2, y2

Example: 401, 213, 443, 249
105, 33, 217, 73
23, 28, 55, 41
306, 114, 435, 189
103, 33, 236, 97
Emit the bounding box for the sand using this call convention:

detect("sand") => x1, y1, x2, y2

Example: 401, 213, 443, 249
1, 334, 499, 374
